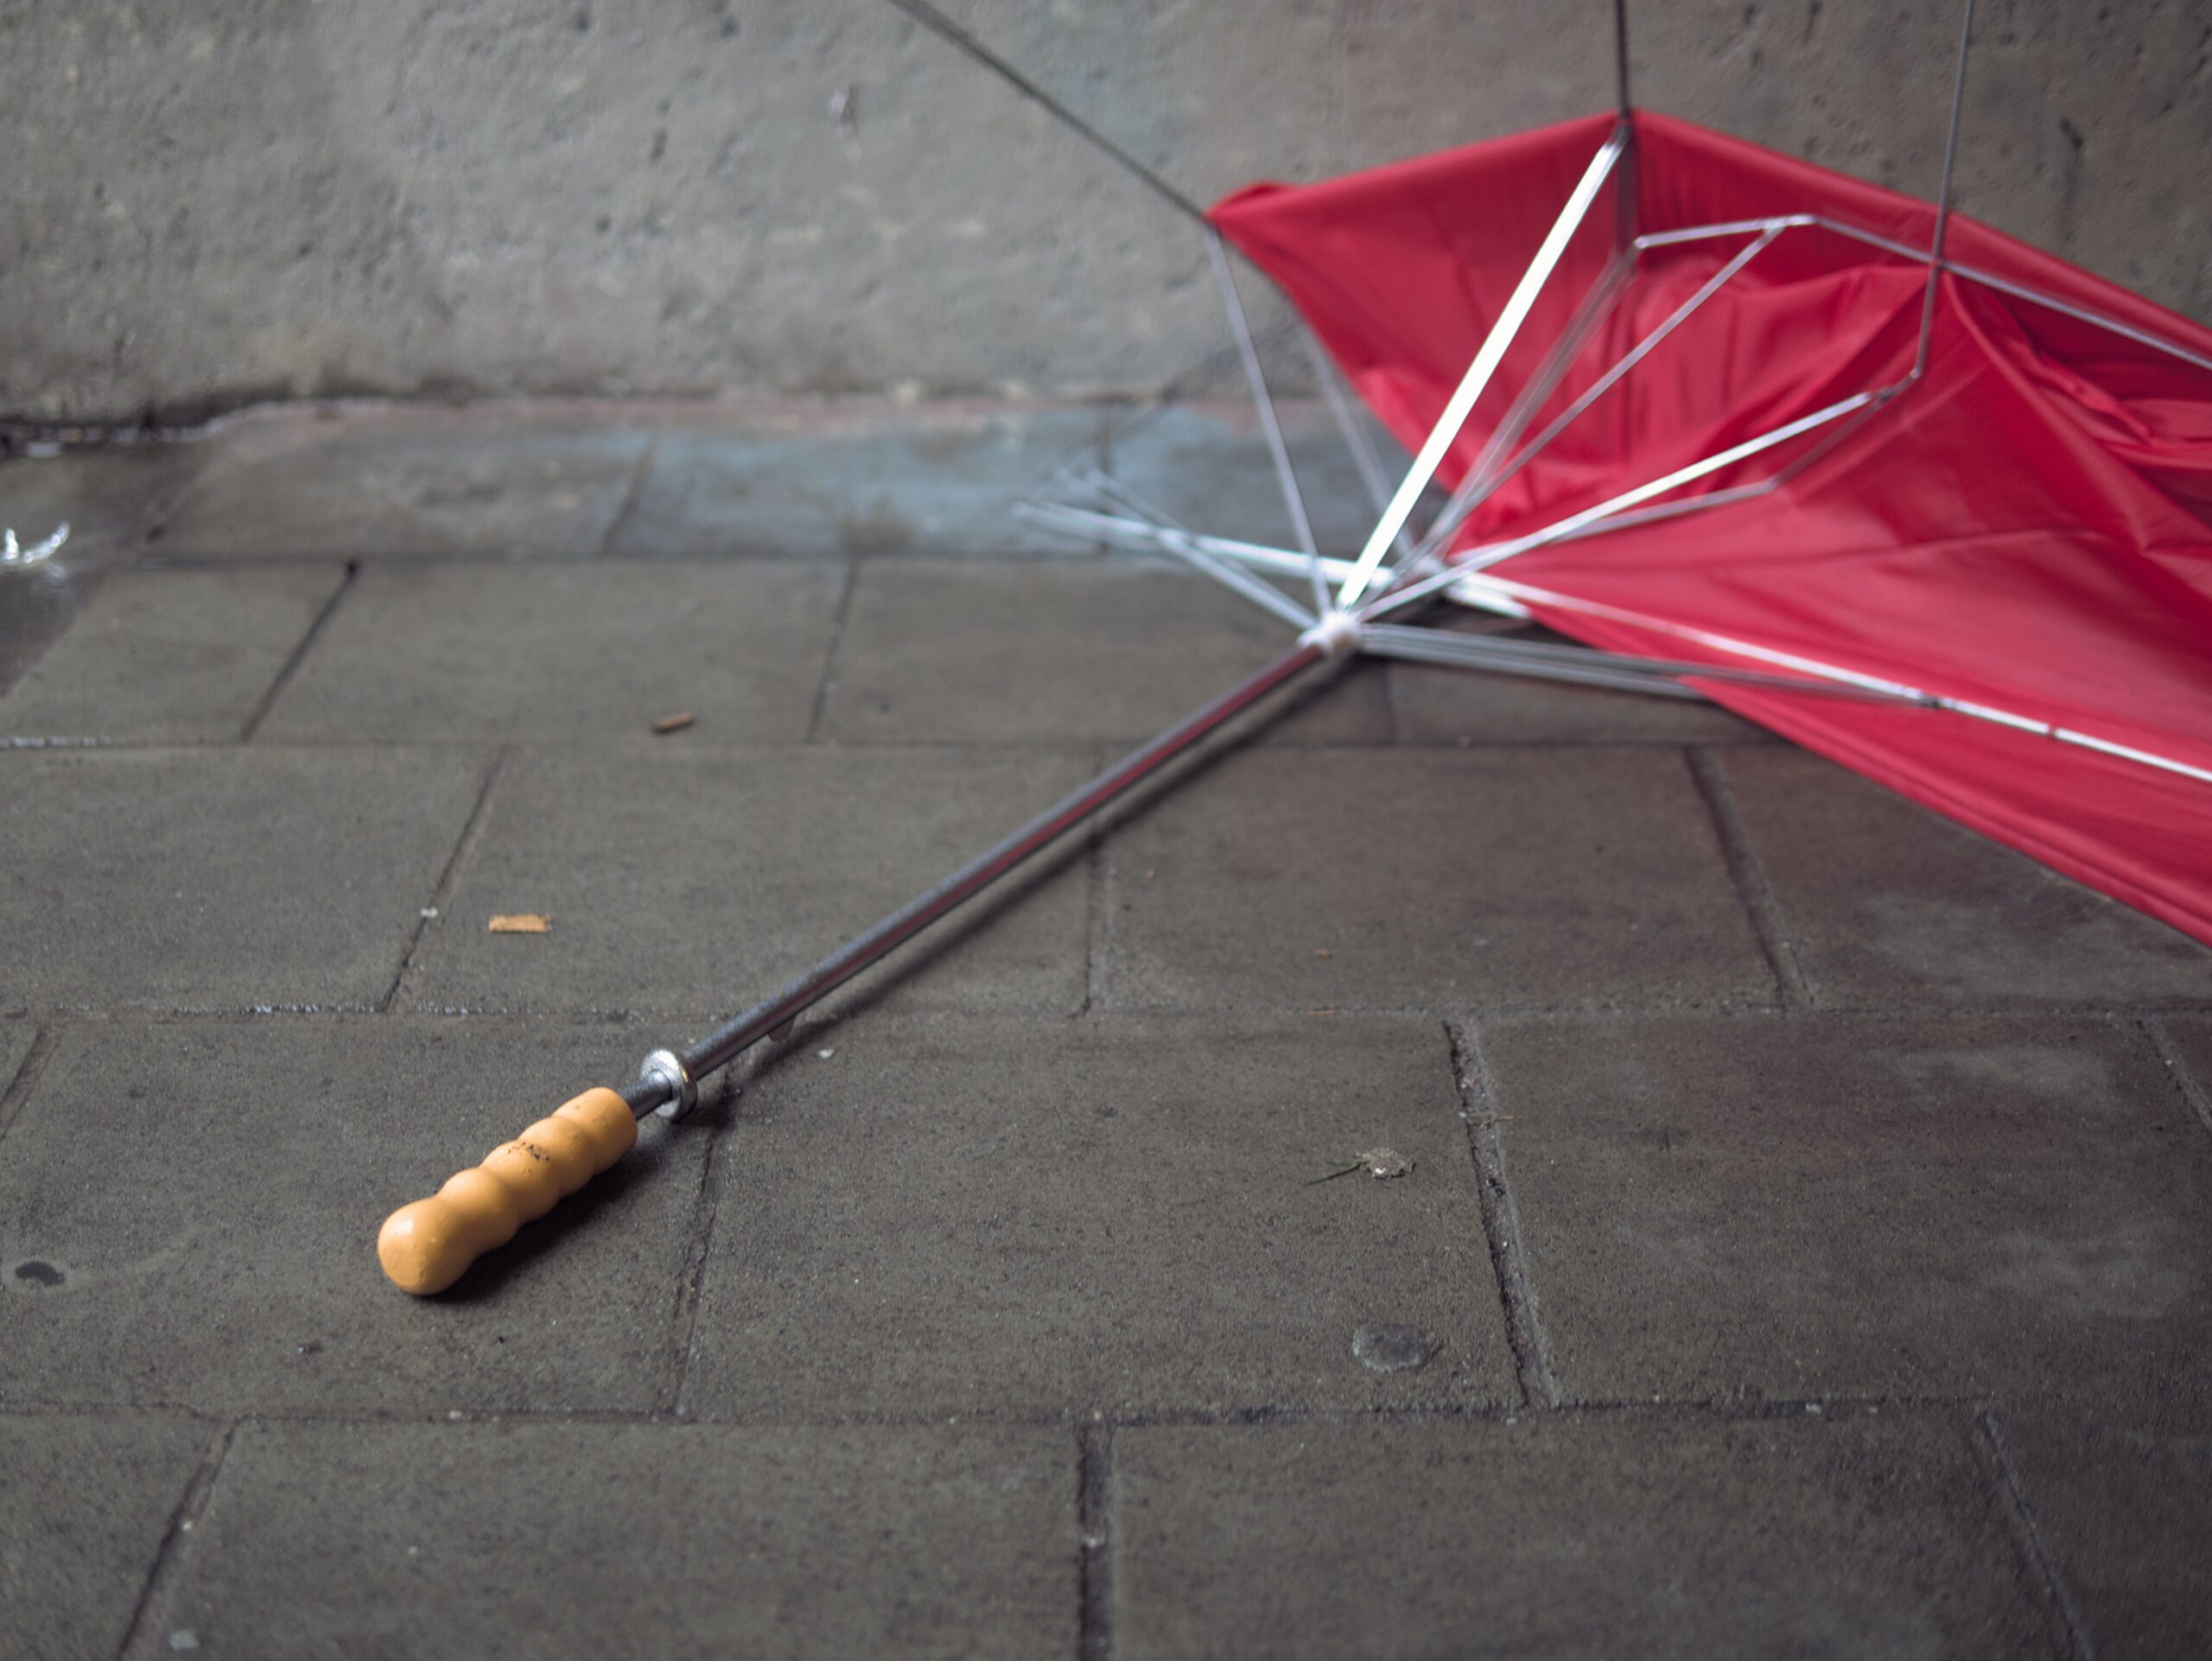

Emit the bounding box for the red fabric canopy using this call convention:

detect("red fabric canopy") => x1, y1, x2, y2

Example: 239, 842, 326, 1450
1211, 111, 2212, 948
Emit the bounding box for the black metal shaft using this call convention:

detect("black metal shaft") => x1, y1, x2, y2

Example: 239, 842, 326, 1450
620, 638, 1327, 1117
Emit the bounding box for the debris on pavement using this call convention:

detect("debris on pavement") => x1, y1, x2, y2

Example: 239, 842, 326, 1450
1306, 1147, 1414, 1186
1358, 1147, 1413, 1179
486, 913, 550, 933
1351, 1322, 1438, 1373
652, 711, 696, 734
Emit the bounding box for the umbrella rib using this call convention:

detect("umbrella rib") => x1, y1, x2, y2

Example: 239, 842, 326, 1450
1335, 123, 1630, 613
1446, 572, 2212, 786
1362, 389, 1881, 620
1070, 473, 1321, 628
1358, 623, 1923, 703
1020, 501, 1363, 589
1636, 214, 2212, 377
1015, 502, 1321, 631
1208, 231, 1334, 618
1416, 225, 1783, 564
874, 0, 1208, 226
1412, 245, 1641, 571
1916, 0, 1977, 382
1299, 322, 1418, 570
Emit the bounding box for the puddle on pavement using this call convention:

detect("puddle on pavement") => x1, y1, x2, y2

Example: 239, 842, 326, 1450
0, 553, 93, 695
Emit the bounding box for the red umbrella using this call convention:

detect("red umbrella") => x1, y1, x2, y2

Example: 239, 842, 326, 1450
1204, 105, 2212, 946
378, 0, 2212, 1293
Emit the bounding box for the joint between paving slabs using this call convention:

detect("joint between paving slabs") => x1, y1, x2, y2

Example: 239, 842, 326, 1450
1078, 748, 1117, 1019
1683, 744, 1812, 1011
0, 1024, 61, 1148
660, 1068, 751, 1416
1077, 1420, 1116, 1661
238, 559, 359, 743
380, 746, 511, 1015
2141, 1016, 2212, 1141
1974, 1410, 2092, 1661
114, 1416, 238, 1661
801, 556, 862, 744
1446, 1018, 1562, 1411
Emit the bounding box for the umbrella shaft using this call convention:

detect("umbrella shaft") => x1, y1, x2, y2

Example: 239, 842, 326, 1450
636, 637, 1327, 1111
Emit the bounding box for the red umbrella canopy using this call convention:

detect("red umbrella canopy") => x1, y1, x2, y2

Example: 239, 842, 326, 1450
1211, 110, 2212, 949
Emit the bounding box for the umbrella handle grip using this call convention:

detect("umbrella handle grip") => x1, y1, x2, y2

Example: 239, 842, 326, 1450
376, 1087, 637, 1295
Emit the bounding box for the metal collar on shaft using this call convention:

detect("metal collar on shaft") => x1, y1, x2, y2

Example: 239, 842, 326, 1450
639, 1049, 696, 1121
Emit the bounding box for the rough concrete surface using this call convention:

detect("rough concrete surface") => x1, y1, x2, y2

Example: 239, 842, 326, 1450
0, 1413, 213, 1661
1992, 1409, 2212, 1661
1116, 1413, 2053, 1660
132, 1421, 1075, 1661
257, 560, 845, 743
1483, 1013, 2212, 1405
0, 1020, 706, 1414
3, 405, 2211, 1655
0, 564, 346, 742
1714, 745, 2212, 1009
0, 747, 490, 1012
1100, 744, 1775, 1013
608, 401, 1104, 559
402, 745, 1096, 1020
4, 2, 2209, 419
684, 1014, 1515, 1419
147, 404, 654, 558
820, 556, 1393, 746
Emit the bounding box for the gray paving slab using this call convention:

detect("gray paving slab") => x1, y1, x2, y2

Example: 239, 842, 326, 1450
151, 406, 651, 558
0, 748, 487, 1013
405, 746, 1092, 1020
817, 557, 1391, 746
130, 1420, 1071, 1661
1484, 1013, 2212, 1404
1114, 1413, 2049, 1661
0, 565, 345, 741
608, 402, 1098, 558
1714, 748, 2212, 1009
257, 562, 842, 744
0, 1020, 705, 1414
1101, 401, 1409, 562
1993, 1409, 2212, 1660
0, 1412, 210, 1661
685, 1013, 1513, 1419
1389, 620, 1769, 744
0, 448, 205, 693
1099, 746, 1775, 1013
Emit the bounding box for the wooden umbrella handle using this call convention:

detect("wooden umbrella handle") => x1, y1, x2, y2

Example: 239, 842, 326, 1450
377, 1087, 637, 1295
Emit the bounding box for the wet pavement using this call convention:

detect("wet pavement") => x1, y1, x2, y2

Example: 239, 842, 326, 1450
3, 398, 2210, 1659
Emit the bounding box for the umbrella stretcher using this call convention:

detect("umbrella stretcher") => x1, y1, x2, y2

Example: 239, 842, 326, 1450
378, 35, 2212, 1295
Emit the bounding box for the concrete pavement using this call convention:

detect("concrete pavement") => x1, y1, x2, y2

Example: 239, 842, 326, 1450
3, 399, 2210, 1658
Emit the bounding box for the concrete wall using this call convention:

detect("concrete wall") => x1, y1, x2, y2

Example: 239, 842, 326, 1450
3, 0, 2208, 422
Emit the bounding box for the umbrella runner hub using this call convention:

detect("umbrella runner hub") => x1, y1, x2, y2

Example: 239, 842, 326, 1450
1299, 611, 1364, 659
